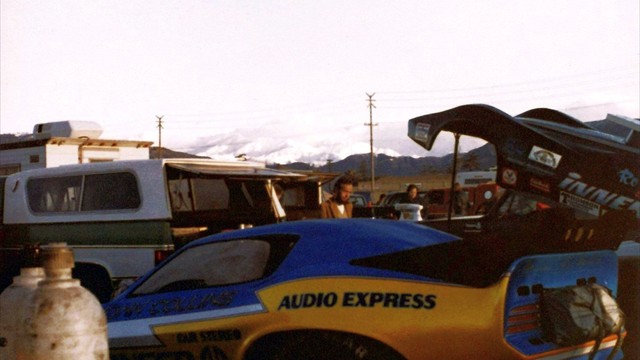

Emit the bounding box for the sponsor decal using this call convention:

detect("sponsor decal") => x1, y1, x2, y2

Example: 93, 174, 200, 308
530, 178, 551, 193
559, 172, 640, 219
618, 168, 639, 187
277, 292, 437, 311
111, 346, 228, 360
105, 302, 144, 319
414, 123, 431, 141
528, 146, 562, 169
108, 304, 262, 349
559, 192, 601, 217
278, 292, 339, 310
106, 292, 236, 320
176, 329, 242, 344
501, 168, 517, 186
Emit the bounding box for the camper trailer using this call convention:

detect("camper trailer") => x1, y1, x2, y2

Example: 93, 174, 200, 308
0, 121, 152, 174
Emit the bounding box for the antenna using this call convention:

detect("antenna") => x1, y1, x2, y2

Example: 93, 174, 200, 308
364, 93, 378, 195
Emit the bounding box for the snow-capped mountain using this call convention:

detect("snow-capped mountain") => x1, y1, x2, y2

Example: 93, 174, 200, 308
181, 131, 406, 166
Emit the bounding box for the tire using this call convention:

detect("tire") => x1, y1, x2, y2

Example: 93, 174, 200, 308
249, 331, 404, 360
72, 264, 113, 303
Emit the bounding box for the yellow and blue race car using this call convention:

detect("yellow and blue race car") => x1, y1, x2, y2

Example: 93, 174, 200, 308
105, 219, 625, 360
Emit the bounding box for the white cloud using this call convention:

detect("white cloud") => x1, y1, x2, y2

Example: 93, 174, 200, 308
2, 1, 637, 157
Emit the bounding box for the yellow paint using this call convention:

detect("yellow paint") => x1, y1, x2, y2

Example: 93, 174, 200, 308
111, 276, 533, 359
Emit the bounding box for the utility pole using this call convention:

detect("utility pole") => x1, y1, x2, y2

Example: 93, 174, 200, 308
447, 133, 461, 232
156, 115, 164, 158
364, 93, 378, 196
326, 159, 333, 173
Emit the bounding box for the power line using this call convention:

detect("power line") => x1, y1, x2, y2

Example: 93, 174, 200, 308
377, 63, 639, 96
377, 74, 638, 104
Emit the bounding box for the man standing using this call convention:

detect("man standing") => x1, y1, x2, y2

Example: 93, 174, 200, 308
321, 176, 354, 218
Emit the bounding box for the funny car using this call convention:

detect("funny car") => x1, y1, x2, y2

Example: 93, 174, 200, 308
105, 219, 625, 360
408, 104, 640, 229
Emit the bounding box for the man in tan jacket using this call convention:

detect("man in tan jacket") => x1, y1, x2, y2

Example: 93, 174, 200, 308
321, 176, 354, 218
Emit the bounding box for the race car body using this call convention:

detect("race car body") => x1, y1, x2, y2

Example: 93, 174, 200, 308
408, 105, 640, 226
105, 219, 624, 360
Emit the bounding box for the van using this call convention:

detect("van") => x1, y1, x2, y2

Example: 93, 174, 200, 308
427, 183, 502, 217
0, 158, 304, 301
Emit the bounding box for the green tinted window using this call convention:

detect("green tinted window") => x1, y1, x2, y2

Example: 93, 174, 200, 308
27, 176, 82, 212
83, 172, 140, 210
27, 172, 140, 213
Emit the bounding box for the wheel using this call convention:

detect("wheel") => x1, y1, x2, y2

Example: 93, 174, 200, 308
249, 331, 404, 360
73, 264, 113, 303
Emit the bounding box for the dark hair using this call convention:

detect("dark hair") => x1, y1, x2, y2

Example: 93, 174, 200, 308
334, 175, 354, 192
406, 184, 418, 192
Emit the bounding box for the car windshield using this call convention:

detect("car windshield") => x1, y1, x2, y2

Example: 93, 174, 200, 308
381, 191, 428, 206
494, 189, 602, 221
133, 239, 271, 295
350, 195, 367, 207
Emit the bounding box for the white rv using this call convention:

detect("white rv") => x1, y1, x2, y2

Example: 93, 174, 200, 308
0, 121, 152, 174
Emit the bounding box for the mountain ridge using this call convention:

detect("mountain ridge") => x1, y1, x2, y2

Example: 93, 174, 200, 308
143, 118, 631, 177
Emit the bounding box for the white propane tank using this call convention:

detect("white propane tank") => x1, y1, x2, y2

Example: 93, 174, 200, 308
15, 243, 109, 360
0, 247, 45, 360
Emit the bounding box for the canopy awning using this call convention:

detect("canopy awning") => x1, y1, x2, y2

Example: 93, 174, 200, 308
165, 162, 306, 180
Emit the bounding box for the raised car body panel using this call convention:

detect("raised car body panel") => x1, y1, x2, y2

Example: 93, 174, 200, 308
407, 104, 640, 221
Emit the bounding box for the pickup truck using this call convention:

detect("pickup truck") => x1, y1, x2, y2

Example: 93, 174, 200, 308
0, 159, 306, 302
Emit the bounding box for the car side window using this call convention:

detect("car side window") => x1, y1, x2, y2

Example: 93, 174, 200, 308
131, 236, 298, 295
497, 192, 540, 217
428, 190, 445, 205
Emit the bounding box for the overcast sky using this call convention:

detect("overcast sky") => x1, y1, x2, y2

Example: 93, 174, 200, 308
1, 1, 638, 160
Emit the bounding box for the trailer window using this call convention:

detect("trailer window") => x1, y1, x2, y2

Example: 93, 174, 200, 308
281, 186, 305, 207
27, 172, 140, 213
83, 173, 140, 210
192, 178, 229, 210
169, 178, 231, 212
28, 176, 82, 212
